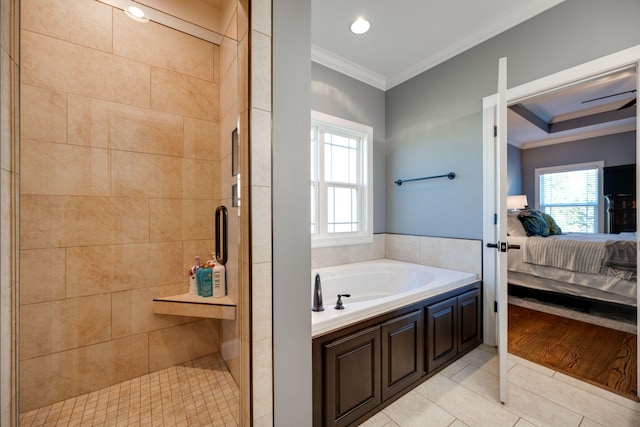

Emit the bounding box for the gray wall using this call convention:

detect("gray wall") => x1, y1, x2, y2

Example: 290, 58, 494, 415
521, 131, 636, 203
311, 63, 386, 232
508, 143, 523, 196
385, 0, 640, 239
273, 0, 312, 423
270, 0, 640, 419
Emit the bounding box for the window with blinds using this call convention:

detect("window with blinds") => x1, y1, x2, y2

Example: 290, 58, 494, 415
535, 161, 604, 233
311, 111, 373, 247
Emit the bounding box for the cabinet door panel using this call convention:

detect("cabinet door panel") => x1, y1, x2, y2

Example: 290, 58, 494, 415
458, 288, 482, 353
426, 296, 457, 372
324, 326, 381, 427
381, 310, 423, 401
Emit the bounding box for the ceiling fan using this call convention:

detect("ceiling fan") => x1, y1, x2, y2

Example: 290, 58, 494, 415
580, 89, 637, 110
617, 96, 637, 110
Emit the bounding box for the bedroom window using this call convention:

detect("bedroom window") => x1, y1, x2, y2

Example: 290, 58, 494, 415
535, 161, 604, 233
311, 111, 373, 247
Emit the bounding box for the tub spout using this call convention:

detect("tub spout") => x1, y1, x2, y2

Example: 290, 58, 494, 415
312, 273, 324, 312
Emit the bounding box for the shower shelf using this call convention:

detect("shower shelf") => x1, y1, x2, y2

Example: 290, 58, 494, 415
152, 293, 236, 320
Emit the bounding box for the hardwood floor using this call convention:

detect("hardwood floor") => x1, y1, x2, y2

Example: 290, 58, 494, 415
508, 304, 638, 400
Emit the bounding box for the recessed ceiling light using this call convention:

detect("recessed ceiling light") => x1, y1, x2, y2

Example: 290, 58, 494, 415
350, 17, 370, 35
125, 5, 149, 23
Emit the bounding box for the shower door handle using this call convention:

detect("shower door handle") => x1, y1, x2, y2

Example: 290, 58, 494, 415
215, 206, 228, 266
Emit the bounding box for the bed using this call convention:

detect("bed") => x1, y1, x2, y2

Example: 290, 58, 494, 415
507, 210, 637, 307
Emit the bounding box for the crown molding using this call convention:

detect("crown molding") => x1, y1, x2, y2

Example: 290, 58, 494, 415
312, 0, 565, 91
311, 44, 387, 91
387, 0, 565, 89
514, 120, 636, 150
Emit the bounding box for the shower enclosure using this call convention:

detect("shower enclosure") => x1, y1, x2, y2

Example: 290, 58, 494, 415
14, 0, 250, 424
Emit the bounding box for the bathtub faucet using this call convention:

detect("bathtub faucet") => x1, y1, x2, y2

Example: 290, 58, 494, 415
312, 273, 324, 312
335, 294, 351, 310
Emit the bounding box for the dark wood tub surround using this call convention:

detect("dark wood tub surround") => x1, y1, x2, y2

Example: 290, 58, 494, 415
312, 281, 482, 427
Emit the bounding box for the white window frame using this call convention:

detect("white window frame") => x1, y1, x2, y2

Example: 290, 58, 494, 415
311, 110, 373, 248
534, 160, 605, 233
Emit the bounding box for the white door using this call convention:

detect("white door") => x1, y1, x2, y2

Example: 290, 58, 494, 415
484, 48, 640, 403
481, 57, 509, 404
495, 57, 509, 403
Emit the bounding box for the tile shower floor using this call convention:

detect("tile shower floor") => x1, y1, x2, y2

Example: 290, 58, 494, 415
18, 353, 239, 427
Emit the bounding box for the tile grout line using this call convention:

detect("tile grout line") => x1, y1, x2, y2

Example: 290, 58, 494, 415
19, 353, 239, 427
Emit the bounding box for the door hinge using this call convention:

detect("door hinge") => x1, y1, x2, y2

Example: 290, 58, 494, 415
494, 213, 497, 225
494, 125, 498, 137
494, 301, 498, 313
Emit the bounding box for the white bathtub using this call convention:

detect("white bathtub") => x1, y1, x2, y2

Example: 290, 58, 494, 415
311, 259, 478, 337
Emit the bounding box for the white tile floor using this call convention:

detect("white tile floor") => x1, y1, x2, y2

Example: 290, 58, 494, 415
359, 344, 640, 427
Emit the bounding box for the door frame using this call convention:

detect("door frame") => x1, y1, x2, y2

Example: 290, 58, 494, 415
482, 44, 640, 399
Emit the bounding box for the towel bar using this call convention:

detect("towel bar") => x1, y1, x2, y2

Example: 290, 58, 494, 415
394, 172, 455, 186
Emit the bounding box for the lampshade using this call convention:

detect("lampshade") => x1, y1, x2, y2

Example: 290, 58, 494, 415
507, 195, 528, 210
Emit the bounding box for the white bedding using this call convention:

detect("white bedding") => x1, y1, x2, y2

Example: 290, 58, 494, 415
507, 232, 637, 307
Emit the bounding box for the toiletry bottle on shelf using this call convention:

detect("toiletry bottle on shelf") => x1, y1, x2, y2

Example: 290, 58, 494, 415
207, 250, 226, 297
212, 264, 226, 297
197, 265, 213, 297
188, 256, 200, 295
195, 254, 215, 297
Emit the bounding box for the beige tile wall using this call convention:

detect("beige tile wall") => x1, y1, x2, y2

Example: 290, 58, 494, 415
311, 233, 482, 278
311, 234, 386, 269
222, 0, 254, 424
237, 1, 252, 424
385, 234, 482, 277
0, 0, 18, 423
250, 0, 274, 425
17, 0, 237, 412
219, 2, 243, 388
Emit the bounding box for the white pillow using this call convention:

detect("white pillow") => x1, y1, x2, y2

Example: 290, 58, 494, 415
507, 211, 527, 236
